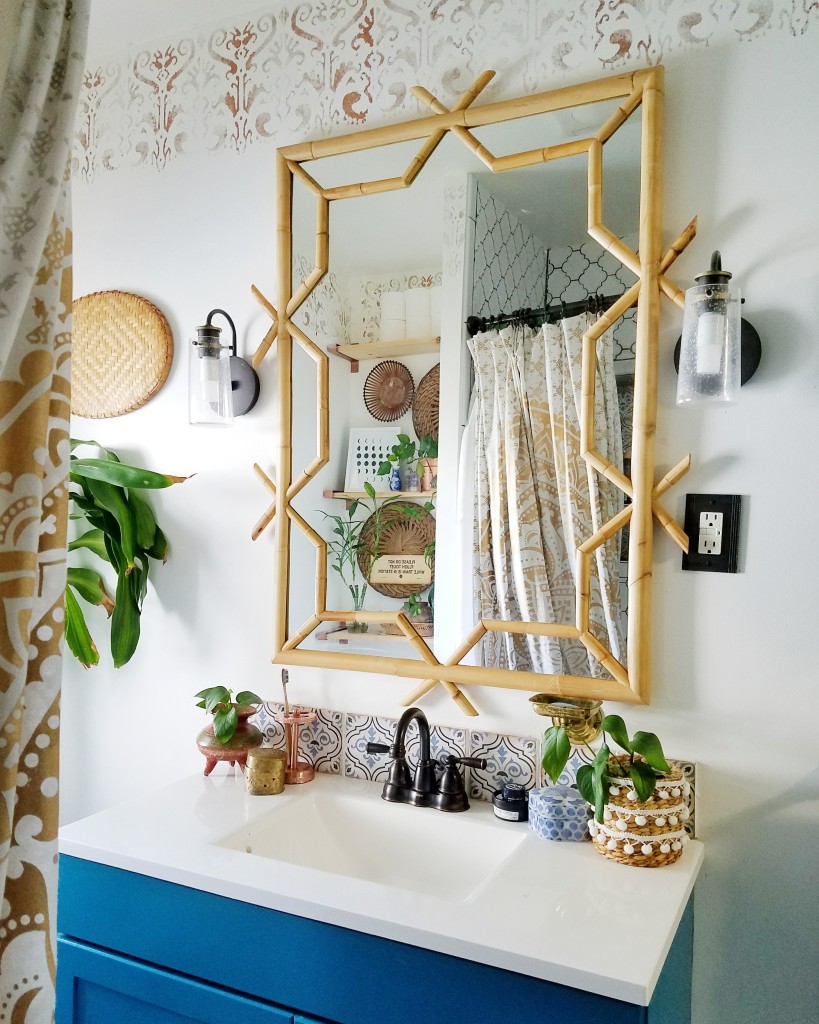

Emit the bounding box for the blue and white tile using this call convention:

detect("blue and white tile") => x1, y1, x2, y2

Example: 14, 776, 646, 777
467, 731, 538, 803
300, 708, 344, 774
250, 701, 286, 748
343, 714, 397, 782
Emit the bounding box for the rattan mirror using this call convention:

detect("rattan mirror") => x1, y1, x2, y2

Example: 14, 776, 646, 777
250, 66, 694, 715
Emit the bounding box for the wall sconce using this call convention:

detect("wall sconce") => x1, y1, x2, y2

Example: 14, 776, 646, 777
189, 308, 260, 426
674, 251, 761, 406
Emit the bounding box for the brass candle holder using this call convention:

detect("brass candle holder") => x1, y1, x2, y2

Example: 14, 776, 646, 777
275, 706, 316, 784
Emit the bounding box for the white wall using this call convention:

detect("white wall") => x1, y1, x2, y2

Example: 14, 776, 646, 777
64, 5, 819, 1022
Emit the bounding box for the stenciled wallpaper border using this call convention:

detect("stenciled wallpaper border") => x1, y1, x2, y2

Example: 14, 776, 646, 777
73, 0, 817, 182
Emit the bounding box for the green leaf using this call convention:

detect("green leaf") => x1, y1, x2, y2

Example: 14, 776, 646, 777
364, 482, 376, 498
104, 532, 124, 576
64, 586, 100, 668
213, 705, 238, 743
591, 743, 611, 823
377, 462, 392, 476
85, 476, 137, 572
601, 714, 632, 755
67, 568, 114, 616
110, 569, 141, 667
397, 433, 410, 444
195, 700, 207, 709
234, 690, 262, 707
68, 528, 110, 562
541, 726, 571, 784
129, 489, 157, 550
71, 457, 189, 490
348, 500, 359, 516
146, 524, 169, 563
205, 686, 230, 712
631, 731, 671, 774
630, 759, 658, 803
575, 763, 596, 805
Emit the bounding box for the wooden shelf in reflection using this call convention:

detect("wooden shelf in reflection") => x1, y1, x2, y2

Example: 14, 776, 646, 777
323, 490, 435, 500
315, 627, 434, 645
327, 336, 440, 372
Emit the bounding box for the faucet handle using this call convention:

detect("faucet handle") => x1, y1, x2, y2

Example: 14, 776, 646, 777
366, 742, 391, 755
433, 754, 487, 812
438, 754, 488, 771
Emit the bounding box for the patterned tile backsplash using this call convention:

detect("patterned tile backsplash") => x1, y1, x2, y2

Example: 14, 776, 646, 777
251, 702, 696, 837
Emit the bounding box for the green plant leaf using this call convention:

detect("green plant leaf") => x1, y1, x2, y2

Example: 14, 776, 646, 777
71, 458, 189, 490
213, 705, 238, 743
67, 568, 115, 616
64, 586, 100, 668
85, 476, 137, 572
541, 726, 571, 784
110, 569, 141, 668
129, 489, 157, 550
377, 462, 391, 476
234, 690, 262, 707
631, 731, 671, 773
591, 743, 611, 822
68, 528, 111, 562
601, 714, 632, 755
575, 764, 595, 805
363, 481, 376, 499
204, 686, 230, 712
146, 524, 169, 563
630, 759, 658, 803
103, 532, 124, 575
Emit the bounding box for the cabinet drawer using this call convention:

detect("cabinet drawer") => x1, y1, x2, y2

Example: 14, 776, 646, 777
57, 938, 295, 1024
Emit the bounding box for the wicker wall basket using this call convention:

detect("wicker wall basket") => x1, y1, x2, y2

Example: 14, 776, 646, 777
412, 363, 439, 441
71, 290, 173, 418
357, 501, 435, 598
588, 756, 691, 868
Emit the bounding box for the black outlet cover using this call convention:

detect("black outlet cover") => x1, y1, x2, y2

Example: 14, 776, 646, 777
681, 494, 742, 573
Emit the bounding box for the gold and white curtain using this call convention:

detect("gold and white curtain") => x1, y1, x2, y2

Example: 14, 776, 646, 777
466, 312, 624, 676
0, 1, 88, 1019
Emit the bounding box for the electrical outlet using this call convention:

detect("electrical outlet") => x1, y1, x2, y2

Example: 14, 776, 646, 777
697, 511, 723, 555
682, 495, 741, 573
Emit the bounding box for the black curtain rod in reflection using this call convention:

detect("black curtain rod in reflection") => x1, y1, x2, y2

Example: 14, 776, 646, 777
465, 291, 625, 338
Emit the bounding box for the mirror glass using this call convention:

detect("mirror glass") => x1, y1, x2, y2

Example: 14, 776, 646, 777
284, 96, 643, 683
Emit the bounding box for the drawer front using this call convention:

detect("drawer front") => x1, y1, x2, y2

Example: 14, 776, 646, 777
56, 938, 294, 1024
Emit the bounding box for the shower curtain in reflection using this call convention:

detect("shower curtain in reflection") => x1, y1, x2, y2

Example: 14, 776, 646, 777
466, 312, 624, 675
0, 1, 89, 1018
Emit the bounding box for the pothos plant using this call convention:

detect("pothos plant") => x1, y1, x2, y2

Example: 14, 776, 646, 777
66, 440, 188, 669
542, 714, 672, 823
195, 686, 263, 744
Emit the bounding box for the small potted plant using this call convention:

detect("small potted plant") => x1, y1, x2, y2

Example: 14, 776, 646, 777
401, 590, 433, 636
194, 685, 263, 776
542, 714, 690, 867
377, 433, 417, 491
417, 435, 438, 490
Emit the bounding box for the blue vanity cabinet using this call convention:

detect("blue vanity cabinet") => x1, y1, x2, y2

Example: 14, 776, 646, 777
57, 855, 694, 1024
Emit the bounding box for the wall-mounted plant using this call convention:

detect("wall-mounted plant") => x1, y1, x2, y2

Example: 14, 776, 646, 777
67, 439, 188, 669
542, 713, 671, 823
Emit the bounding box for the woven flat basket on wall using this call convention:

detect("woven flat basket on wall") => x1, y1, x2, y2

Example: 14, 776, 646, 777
588, 756, 690, 868
412, 363, 439, 441
357, 501, 435, 598
72, 290, 173, 418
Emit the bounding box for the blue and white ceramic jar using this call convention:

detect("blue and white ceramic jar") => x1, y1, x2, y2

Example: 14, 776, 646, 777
528, 785, 592, 842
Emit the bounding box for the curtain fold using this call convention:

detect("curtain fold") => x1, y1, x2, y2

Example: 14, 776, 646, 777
0, 1, 89, 1019
468, 312, 624, 676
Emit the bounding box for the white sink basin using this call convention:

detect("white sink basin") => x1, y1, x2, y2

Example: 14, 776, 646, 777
217, 782, 526, 902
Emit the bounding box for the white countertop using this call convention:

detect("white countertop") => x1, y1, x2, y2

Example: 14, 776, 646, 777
59, 771, 702, 1005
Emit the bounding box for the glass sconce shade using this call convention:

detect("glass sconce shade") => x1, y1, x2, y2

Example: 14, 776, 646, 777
189, 325, 233, 425
676, 252, 741, 406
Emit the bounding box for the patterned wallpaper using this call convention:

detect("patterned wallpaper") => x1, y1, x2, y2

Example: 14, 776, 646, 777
73, 1, 816, 182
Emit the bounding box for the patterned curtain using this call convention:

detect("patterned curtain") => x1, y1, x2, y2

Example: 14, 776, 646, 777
0, 1, 89, 1020
468, 312, 624, 675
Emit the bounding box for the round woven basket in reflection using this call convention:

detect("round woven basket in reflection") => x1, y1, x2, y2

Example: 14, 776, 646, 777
72, 290, 173, 418
412, 363, 439, 441
357, 501, 435, 598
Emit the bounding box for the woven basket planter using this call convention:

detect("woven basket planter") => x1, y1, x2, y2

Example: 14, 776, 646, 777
588, 755, 691, 868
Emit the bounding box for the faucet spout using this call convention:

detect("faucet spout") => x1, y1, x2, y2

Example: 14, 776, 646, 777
383, 707, 436, 807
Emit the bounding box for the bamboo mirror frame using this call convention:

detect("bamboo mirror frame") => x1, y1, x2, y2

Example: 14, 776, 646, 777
250, 65, 695, 715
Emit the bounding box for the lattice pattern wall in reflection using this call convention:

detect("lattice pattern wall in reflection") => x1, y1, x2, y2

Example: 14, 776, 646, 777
471, 184, 548, 320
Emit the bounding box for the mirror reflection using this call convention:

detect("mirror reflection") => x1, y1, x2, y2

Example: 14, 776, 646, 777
285, 98, 641, 683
